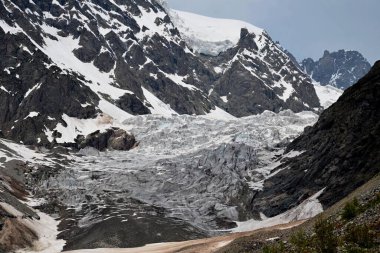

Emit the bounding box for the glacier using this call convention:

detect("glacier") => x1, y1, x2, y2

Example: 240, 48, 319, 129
28, 111, 318, 241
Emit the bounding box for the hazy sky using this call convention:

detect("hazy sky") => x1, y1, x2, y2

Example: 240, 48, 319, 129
166, 0, 379, 64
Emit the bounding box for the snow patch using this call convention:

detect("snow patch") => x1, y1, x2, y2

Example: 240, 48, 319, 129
24, 112, 39, 119
220, 96, 228, 103
18, 211, 65, 253
314, 83, 343, 108
142, 87, 178, 115
171, 10, 263, 55
0, 86, 10, 94
51, 113, 130, 144
24, 83, 42, 98
201, 107, 236, 121
0, 19, 22, 34
233, 188, 325, 232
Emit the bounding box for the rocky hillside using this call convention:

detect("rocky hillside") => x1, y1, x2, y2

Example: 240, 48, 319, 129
203, 28, 320, 117
0, 0, 324, 147
217, 175, 380, 253
301, 50, 371, 89
250, 60, 380, 217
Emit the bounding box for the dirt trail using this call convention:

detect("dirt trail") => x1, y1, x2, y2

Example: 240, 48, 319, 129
64, 220, 305, 253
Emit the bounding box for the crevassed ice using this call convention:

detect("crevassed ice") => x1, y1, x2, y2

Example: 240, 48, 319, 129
38, 111, 318, 231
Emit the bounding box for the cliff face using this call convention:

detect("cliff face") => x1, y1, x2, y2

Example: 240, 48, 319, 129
251, 61, 380, 217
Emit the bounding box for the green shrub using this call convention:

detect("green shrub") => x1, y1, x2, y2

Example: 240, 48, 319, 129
363, 192, 380, 210
314, 217, 338, 253
262, 241, 286, 253
342, 198, 360, 220
343, 244, 367, 253
290, 230, 313, 253
344, 224, 375, 248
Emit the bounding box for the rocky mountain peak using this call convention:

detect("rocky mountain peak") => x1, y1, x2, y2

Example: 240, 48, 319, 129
301, 49, 371, 89
238, 28, 258, 51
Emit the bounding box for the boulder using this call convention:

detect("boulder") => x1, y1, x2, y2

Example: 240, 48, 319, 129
77, 128, 136, 151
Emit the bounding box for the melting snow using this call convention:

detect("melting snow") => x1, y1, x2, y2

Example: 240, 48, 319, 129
18, 211, 65, 253
233, 188, 326, 232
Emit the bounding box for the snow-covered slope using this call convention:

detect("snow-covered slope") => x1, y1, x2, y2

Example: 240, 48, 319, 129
313, 83, 343, 108
170, 10, 263, 56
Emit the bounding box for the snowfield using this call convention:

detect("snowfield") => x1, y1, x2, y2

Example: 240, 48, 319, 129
170, 10, 264, 56
313, 83, 344, 108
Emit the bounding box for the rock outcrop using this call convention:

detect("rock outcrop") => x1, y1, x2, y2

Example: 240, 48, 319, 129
77, 128, 136, 151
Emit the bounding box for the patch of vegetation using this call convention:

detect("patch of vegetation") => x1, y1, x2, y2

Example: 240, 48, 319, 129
262, 241, 286, 253
313, 217, 339, 253
342, 193, 380, 221
343, 246, 368, 253
342, 198, 360, 220
253, 191, 380, 253
344, 224, 375, 249
363, 192, 380, 210
289, 230, 313, 253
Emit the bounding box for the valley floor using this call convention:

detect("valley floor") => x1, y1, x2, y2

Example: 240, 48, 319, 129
64, 221, 306, 253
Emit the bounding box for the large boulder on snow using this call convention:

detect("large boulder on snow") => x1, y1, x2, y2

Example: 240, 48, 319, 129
76, 128, 136, 151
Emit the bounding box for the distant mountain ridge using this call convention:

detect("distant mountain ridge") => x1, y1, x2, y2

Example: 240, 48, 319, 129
301, 49, 371, 89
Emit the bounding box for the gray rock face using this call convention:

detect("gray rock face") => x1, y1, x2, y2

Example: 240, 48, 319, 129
301, 50, 371, 89
0, 28, 99, 146
203, 29, 320, 116
251, 61, 380, 217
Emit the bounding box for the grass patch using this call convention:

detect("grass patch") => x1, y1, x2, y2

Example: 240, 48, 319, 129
262, 241, 286, 253
344, 224, 375, 249
314, 217, 338, 253
342, 198, 360, 220
289, 230, 313, 253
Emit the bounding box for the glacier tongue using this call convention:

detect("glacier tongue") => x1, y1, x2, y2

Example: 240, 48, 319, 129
34, 111, 318, 237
